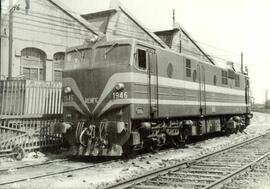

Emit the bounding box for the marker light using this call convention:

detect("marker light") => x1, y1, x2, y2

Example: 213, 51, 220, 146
115, 83, 125, 91
63, 86, 72, 94
90, 35, 98, 43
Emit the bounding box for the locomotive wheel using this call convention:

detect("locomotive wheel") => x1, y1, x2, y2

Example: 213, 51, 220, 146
79, 128, 88, 147
171, 135, 186, 149
75, 122, 85, 144
239, 124, 246, 133
149, 144, 161, 153
171, 137, 184, 149
234, 125, 240, 134
149, 140, 162, 153
225, 127, 235, 136
12, 146, 25, 160
122, 145, 137, 159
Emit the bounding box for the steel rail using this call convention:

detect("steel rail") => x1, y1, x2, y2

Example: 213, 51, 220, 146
202, 151, 270, 189
0, 145, 177, 186
105, 132, 270, 189
0, 158, 116, 186
0, 158, 70, 173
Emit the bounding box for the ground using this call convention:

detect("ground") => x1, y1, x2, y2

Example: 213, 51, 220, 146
1, 112, 270, 189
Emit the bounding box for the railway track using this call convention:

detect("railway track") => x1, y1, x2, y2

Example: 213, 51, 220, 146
0, 146, 174, 187
221, 158, 270, 189
1, 132, 269, 188
106, 132, 270, 189
0, 156, 115, 187
0, 157, 70, 173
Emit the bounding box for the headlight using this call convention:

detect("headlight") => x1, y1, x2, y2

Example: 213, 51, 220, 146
115, 83, 125, 91
247, 113, 253, 119
90, 35, 98, 43
63, 86, 72, 94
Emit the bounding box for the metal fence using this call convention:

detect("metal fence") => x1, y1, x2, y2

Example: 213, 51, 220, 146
0, 80, 63, 154
0, 80, 62, 117
0, 117, 62, 153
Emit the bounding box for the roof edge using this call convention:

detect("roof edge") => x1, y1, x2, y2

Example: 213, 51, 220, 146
48, 0, 104, 37
118, 6, 169, 48
81, 9, 117, 19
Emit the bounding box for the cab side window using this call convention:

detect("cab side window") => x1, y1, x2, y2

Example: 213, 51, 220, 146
186, 59, 191, 77
222, 70, 228, 85
138, 49, 147, 70
235, 74, 240, 87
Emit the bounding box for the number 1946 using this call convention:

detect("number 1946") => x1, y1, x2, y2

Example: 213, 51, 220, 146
112, 92, 128, 99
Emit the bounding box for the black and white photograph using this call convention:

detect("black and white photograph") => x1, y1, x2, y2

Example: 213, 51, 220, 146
0, 0, 270, 188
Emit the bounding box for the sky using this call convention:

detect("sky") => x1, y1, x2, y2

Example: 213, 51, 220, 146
5, 0, 270, 103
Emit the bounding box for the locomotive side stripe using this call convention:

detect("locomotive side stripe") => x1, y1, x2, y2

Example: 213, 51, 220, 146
93, 72, 246, 114
98, 98, 249, 117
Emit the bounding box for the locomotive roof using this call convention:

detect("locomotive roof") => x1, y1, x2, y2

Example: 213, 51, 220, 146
66, 38, 248, 77
66, 38, 135, 52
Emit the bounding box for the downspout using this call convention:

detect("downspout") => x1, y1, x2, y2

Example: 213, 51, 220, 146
0, 1, 2, 77
8, 1, 13, 80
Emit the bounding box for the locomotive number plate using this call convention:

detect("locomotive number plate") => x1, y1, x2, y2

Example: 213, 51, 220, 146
63, 94, 74, 102
112, 92, 128, 99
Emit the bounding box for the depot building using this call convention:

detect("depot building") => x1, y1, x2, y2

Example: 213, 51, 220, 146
0, 0, 208, 82
0, 0, 101, 81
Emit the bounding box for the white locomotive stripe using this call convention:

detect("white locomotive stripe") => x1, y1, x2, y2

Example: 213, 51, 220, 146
98, 98, 249, 117
93, 72, 246, 114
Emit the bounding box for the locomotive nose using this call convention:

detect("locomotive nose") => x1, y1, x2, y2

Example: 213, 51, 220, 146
62, 77, 91, 118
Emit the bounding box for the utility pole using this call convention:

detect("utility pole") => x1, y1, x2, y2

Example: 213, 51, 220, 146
172, 9, 175, 26
8, 0, 13, 80
265, 90, 268, 102
0, 0, 3, 77
241, 52, 244, 73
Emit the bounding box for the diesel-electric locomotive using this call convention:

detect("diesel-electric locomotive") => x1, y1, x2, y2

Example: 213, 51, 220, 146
56, 38, 252, 156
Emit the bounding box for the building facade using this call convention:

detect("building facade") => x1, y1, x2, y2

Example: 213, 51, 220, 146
1, 0, 213, 81
1, 0, 99, 81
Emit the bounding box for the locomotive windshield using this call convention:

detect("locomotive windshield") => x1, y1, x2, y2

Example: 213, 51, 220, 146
65, 44, 131, 70
65, 48, 92, 70
94, 44, 131, 65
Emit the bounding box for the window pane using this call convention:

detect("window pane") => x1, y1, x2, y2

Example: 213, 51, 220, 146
39, 69, 44, 81
21, 48, 45, 68
186, 59, 191, 68
30, 68, 38, 80
235, 75, 240, 87
54, 60, 64, 69
186, 69, 191, 77
222, 70, 228, 85
95, 45, 131, 66
213, 75, 217, 85
192, 70, 197, 81
54, 70, 62, 81
23, 67, 30, 80
138, 49, 146, 69
65, 48, 92, 70
186, 59, 191, 77
54, 52, 65, 61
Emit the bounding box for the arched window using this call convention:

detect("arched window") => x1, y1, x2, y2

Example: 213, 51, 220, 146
21, 48, 46, 80
53, 52, 65, 81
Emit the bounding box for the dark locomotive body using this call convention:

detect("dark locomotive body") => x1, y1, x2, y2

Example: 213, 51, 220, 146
57, 38, 252, 156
